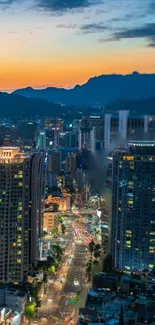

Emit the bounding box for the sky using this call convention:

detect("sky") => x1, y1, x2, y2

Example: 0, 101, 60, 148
0, 0, 155, 91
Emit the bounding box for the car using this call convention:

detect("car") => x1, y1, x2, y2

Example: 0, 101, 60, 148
49, 296, 53, 299
58, 291, 62, 295
34, 321, 38, 323
43, 314, 47, 318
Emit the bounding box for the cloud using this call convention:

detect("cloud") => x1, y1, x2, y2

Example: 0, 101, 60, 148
101, 23, 155, 47
80, 22, 106, 33
36, 0, 102, 13
57, 24, 76, 29
0, 0, 13, 3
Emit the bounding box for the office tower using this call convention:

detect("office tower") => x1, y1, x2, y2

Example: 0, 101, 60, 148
111, 141, 155, 271
70, 151, 81, 180
47, 150, 61, 174
104, 112, 154, 150
59, 131, 77, 148
81, 116, 104, 150
0, 147, 45, 282
78, 127, 95, 152
37, 130, 46, 150
76, 168, 89, 201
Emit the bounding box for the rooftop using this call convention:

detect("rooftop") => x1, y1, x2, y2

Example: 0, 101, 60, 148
128, 141, 155, 147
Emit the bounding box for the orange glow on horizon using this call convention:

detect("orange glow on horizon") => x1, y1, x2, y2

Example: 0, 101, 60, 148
1, 48, 155, 91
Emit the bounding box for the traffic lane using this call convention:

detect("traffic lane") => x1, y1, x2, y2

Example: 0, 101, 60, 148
48, 244, 87, 324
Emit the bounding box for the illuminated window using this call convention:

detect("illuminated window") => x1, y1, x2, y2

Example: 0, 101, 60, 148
150, 232, 155, 235
125, 266, 130, 270
152, 198, 155, 202
17, 215, 22, 219
126, 241, 131, 244
17, 251, 21, 255
0, 199, 2, 203
148, 157, 153, 160
128, 200, 133, 205
123, 156, 134, 161
18, 171, 23, 175
18, 182, 23, 187
149, 264, 154, 269
17, 259, 21, 263
13, 243, 16, 247
17, 227, 22, 231
126, 230, 132, 234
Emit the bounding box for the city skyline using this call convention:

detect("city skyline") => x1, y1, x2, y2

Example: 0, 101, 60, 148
1, 0, 155, 91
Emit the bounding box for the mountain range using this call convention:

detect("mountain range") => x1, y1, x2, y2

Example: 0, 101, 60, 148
13, 72, 155, 106
0, 72, 155, 117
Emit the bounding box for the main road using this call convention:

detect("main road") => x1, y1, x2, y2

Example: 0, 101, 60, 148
32, 214, 92, 325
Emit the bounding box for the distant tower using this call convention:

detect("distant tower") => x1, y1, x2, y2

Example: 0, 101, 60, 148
104, 114, 111, 150
78, 127, 95, 152
37, 130, 46, 150
119, 110, 129, 140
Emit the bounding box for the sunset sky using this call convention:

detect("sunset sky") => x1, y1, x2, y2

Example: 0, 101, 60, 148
0, 0, 155, 91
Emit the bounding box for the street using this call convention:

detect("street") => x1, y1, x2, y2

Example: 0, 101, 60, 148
32, 214, 93, 325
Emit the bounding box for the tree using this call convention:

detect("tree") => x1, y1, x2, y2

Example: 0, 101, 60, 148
24, 302, 36, 320
50, 244, 63, 258
95, 244, 102, 251
61, 223, 66, 234
52, 227, 58, 236
58, 215, 63, 224
88, 240, 95, 257
94, 250, 101, 259
86, 262, 92, 281
48, 265, 56, 276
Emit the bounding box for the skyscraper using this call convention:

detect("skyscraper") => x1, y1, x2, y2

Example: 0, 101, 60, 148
37, 130, 46, 150
111, 141, 155, 272
47, 150, 61, 174
0, 147, 45, 282
78, 127, 95, 152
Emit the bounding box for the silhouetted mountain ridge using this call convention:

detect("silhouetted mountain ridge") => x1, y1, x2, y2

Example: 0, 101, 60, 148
0, 91, 65, 117
13, 72, 155, 106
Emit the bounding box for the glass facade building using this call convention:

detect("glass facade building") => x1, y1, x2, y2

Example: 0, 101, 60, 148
111, 141, 155, 271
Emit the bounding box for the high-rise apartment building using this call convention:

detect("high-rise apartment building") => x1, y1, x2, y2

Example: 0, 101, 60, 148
111, 141, 155, 272
0, 147, 45, 282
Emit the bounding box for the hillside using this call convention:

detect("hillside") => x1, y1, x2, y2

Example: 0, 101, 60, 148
13, 72, 155, 106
